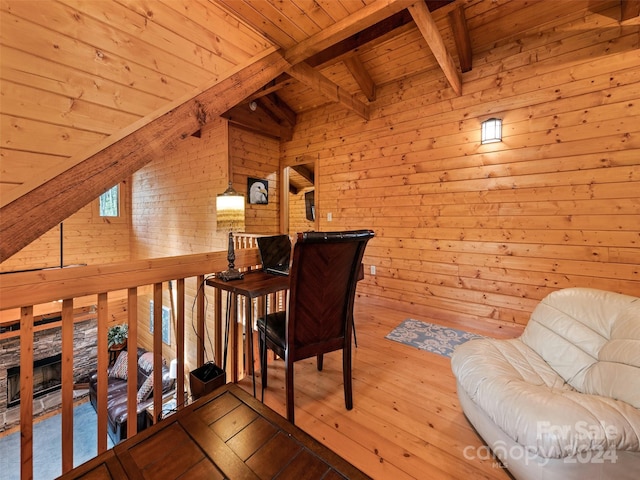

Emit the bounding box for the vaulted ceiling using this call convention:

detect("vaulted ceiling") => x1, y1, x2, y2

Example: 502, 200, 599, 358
1, 0, 637, 261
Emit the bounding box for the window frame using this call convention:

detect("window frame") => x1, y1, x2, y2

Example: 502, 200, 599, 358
94, 182, 127, 224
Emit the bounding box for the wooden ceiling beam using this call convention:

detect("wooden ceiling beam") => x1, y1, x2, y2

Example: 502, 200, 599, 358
287, 62, 370, 120
284, 0, 416, 65
449, 4, 473, 73
260, 94, 297, 126
621, 0, 640, 21
408, 1, 462, 95
305, 9, 416, 68
344, 55, 377, 101
248, 74, 296, 100
221, 101, 293, 141
0, 48, 290, 261
305, 2, 454, 69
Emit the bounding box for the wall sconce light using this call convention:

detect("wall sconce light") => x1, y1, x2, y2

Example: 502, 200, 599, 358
249, 101, 257, 111
481, 118, 502, 144
216, 182, 245, 281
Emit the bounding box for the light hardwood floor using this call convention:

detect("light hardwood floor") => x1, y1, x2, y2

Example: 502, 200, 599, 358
236, 299, 524, 480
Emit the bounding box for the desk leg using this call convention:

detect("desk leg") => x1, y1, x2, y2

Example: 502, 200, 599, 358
214, 288, 222, 368
247, 303, 256, 397
231, 293, 238, 383
244, 298, 253, 376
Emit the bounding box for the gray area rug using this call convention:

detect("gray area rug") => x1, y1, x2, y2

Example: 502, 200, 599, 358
0, 401, 113, 480
385, 319, 484, 358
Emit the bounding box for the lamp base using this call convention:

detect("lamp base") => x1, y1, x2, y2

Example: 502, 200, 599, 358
217, 268, 244, 281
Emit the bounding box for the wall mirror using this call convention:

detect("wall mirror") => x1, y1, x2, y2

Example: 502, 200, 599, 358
282, 159, 318, 236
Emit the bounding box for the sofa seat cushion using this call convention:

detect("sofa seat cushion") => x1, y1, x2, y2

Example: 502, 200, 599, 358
452, 337, 640, 459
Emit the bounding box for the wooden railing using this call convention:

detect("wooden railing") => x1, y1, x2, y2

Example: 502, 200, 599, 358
0, 241, 263, 479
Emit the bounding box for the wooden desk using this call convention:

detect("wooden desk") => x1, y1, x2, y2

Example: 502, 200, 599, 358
206, 271, 289, 393
60, 383, 370, 480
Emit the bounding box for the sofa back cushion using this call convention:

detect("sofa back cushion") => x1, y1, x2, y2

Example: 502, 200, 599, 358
520, 288, 639, 394
582, 303, 640, 408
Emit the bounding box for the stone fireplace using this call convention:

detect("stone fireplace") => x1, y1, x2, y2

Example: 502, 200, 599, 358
0, 317, 98, 431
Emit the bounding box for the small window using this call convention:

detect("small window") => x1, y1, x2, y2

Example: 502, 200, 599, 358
99, 185, 119, 217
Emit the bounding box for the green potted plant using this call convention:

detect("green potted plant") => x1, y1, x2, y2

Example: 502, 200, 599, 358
107, 324, 128, 349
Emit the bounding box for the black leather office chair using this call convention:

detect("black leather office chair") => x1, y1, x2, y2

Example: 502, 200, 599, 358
257, 229, 374, 423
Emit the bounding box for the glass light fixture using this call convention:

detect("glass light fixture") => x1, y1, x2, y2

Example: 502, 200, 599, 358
216, 182, 245, 281
481, 118, 502, 144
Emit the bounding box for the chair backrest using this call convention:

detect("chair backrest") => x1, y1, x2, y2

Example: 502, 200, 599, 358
286, 230, 374, 361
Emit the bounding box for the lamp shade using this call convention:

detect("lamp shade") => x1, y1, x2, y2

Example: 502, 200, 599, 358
169, 358, 178, 380
481, 118, 502, 144
216, 182, 245, 232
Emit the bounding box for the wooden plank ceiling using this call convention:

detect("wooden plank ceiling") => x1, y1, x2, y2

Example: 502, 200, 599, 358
1, 0, 633, 261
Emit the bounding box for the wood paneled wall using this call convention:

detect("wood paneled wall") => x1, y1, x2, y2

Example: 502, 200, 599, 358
130, 117, 280, 261
230, 126, 281, 235
130, 117, 229, 259
283, 5, 640, 326
0, 192, 130, 273
128, 118, 280, 374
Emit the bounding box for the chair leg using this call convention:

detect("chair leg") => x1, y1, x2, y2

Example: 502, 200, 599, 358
352, 315, 358, 348
343, 346, 353, 411
285, 358, 295, 423
259, 330, 268, 401
316, 353, 323, 371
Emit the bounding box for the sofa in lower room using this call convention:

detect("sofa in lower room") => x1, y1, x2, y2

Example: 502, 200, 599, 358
89, 347, 175, 444
451, 287, 640, 480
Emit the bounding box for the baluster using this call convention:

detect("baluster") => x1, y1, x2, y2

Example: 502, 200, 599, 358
126, 288, 138, 438
19, 306, 34, 480
61, 299, 74, 473
97, 293, 109, 454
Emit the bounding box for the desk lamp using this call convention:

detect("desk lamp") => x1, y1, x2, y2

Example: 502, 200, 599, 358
216, 182, 245, 281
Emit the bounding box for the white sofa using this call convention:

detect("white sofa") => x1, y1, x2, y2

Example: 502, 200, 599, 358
451, 287, 640, 480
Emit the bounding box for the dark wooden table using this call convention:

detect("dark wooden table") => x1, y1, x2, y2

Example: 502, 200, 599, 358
206, 271, 289, 394
59, 383, 371, 480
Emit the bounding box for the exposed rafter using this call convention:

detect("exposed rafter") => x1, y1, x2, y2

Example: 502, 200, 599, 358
621, 0, 640, 22
222, 93, 297, 140
221, 100, 294, 140
287, 62, 370, 120
344, 55, 377, 102
260, 94, 297, 127
449, 4, 473, 73
284, 0, 416, 65
408, 1, 462, 95
248, 74, 297, 100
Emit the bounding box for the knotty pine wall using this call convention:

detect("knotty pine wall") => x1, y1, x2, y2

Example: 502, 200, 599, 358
130, 118, 280, 260
0, 187, 131, 273
129, 116, 279, 366
230, 125, 281, 236
283, 7, 640, 326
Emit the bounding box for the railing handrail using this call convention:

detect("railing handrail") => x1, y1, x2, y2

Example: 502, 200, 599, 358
0, 248, 261, 311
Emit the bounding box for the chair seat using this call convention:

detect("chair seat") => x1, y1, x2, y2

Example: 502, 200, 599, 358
257, 312, 286, 349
